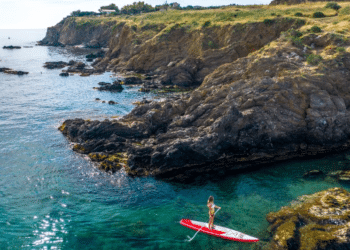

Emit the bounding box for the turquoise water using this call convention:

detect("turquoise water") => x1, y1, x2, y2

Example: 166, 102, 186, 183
1, 29, 350, 250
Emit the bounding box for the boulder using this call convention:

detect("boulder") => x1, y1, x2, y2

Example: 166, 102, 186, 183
94, 81, 123, 92
59, 72, 69, 77
124, 77, 143, 85
85, 39, 101, 49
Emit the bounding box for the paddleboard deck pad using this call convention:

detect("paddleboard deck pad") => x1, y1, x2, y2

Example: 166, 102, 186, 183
180, 219, 259, 242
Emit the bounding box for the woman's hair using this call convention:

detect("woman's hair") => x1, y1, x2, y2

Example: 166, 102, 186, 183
208, 196, 214, 203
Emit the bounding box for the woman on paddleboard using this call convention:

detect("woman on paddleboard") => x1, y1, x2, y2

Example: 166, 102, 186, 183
207, 196, 221, 230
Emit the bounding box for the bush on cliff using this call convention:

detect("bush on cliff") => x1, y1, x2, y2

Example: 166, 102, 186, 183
99, 3, 120, 13
310, 25, 322, 33
325, 2, 341, 11
307, 54, 323, 65
263, 19, 275, 25
121, 1, 155, 15
312, 12, 325, 18
71, 10, 99, 17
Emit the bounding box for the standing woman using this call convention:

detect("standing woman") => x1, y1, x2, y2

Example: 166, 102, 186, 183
207, 196, 221, 230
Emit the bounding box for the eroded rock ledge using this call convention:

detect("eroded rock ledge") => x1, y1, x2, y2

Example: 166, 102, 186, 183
266, 187, 350, 250
59, 31, 350, 181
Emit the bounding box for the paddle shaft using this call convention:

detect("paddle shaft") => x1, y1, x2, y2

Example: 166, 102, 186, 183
187, 208, 220, 242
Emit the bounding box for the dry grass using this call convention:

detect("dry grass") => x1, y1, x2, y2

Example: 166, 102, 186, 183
73, 2, 350, 30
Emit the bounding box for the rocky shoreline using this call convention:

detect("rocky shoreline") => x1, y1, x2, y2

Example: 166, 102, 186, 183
32, 4, 350, 186
55, 26, 350, 182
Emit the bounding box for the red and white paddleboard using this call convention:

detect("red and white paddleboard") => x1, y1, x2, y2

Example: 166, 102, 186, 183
180, 219, 259, 242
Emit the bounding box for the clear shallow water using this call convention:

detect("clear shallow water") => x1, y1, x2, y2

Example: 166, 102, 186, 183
1, 29, 350, 250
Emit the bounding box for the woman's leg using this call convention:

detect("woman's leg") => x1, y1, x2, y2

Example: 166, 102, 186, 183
208, 215, 214, 229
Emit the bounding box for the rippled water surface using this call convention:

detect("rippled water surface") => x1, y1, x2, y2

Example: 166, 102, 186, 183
1, 29, 350, 250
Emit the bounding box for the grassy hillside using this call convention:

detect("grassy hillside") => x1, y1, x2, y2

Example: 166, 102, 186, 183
73, 2, 350, 33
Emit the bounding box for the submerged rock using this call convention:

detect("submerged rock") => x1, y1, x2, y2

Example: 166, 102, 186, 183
328, 170, 350, 182
266, 187, 350, 250
303, 170, 324, 179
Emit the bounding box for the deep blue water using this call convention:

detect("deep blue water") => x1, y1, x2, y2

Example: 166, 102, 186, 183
1, 29, 350, 250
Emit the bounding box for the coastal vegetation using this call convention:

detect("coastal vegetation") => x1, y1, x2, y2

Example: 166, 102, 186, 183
65, 1, 350, 36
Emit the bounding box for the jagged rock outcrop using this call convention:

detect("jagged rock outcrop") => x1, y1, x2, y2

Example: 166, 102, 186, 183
266, 187, 350, 250
59, 31, 350, 180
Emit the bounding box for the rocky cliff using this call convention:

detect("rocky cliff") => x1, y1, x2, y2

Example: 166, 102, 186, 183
59, 27, 350, 181
39, 17, 116, 48
40, 16, 299, 87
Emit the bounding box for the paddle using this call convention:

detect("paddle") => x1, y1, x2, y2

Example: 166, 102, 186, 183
187, 208, 221, 242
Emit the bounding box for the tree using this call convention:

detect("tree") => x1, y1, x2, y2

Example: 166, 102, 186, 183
121, 1, 154, 15
99, 3, 120, 13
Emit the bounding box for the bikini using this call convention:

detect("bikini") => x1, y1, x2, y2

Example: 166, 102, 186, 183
208, 203, 215, 217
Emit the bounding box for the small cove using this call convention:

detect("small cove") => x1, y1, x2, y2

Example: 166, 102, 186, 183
1, 29, 350, 249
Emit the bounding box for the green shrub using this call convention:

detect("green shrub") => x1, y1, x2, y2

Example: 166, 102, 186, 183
312, 12, 325, 18
263, 19, 275, 25
310, 26, 322, 33
325, 2, 341, 11
295, 19, 306, 27
336, 47, 346, 52
307, 54, 323, 65
202, 21, 211, 28
291, 36, 303, 48
208, 41, 217, 48
287, 29, 303, 38
294, 30, 303, 37
295, 12, 303, 17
